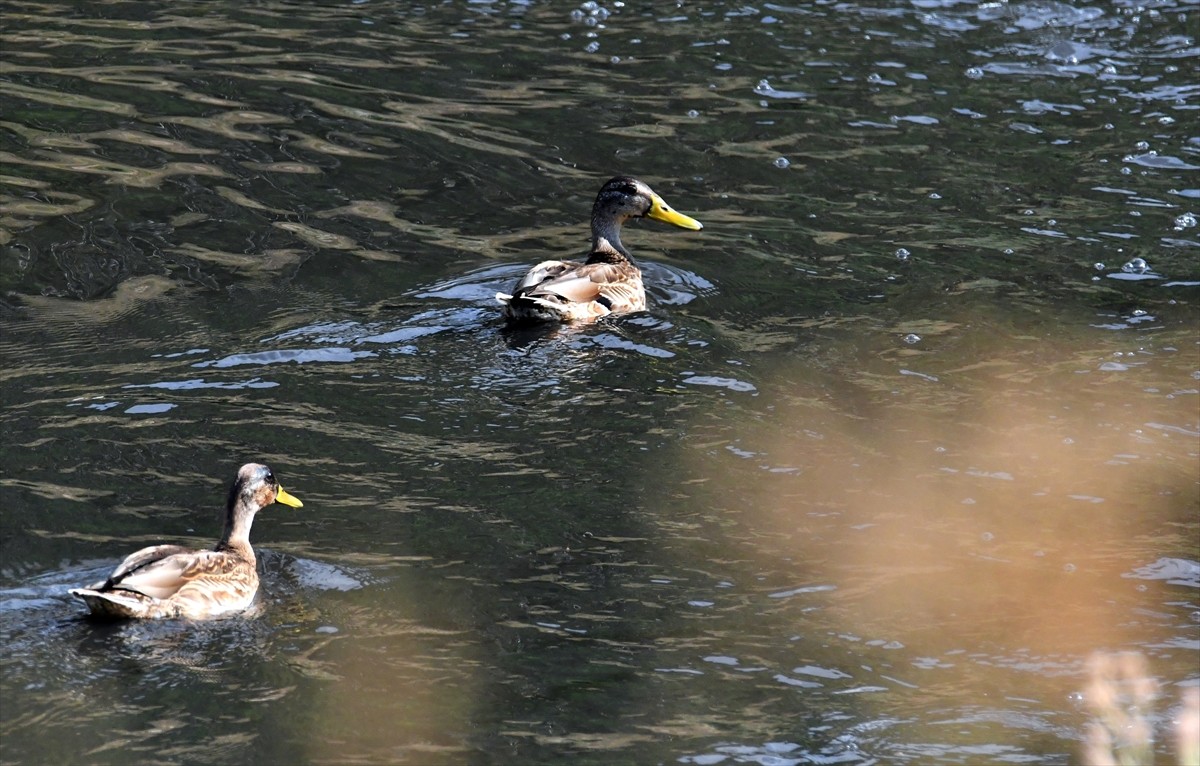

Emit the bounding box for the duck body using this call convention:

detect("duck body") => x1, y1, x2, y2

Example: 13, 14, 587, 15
70, 463, 303, 620
499, 257, 645, 323
497, 176, 702, 323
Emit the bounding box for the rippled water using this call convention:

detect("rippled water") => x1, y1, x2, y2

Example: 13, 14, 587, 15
2, 1, 1198, 764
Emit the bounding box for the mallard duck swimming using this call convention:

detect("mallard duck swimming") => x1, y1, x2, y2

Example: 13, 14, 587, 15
496, 176, 703, 323
69, 463, 303, 620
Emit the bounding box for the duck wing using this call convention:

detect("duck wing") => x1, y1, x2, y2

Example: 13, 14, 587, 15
498, 260, 644, 317
509, 259, 584, 294
99, 546, 242, 600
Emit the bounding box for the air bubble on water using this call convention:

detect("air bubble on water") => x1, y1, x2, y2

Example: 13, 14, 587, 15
981, 531, 993, 542
895, 248, 910, 261
929, 192, 942, 200
560, 32, 572, 40
1047, 219, 1057, 226
1159, 116, 1175, 126
584, 41, 600, 53
1103, 123, 1114, 130
686, 109, 700, 118
773, 157, 790, 169
1093, 262, 1105, 271
610, 56, 620, 64
902, 333, 921, 344
1063, 563, 1076, 574
1174, 211, 1197, 230
1135, 140, 1150, 151
1120, 166, 1132, 175
965, 66, 984, 80
1131, 309, 1147, 317
1003, 248, 1014, 255
1062, 437, 1074, 445
1121, 257, 1149, 274
581, 0, 598, 10
1102, 64, 1117, 75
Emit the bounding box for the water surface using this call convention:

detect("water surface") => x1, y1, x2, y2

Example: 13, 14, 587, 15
2, 1, 1198, 764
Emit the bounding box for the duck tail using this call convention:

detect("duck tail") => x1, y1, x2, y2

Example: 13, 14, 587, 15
69, 587, 154, 619
500, 292, 572, 322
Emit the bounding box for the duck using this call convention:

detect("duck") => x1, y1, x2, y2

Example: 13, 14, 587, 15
69, 463, 303, 620
496, 176, 703, 323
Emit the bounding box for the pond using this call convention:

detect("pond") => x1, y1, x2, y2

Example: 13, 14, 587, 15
1, 0, 1197, 764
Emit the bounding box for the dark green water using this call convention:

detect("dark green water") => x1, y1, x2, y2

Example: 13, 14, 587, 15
2, 1, 1197, 764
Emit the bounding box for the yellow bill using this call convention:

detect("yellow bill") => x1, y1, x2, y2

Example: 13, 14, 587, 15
274, 486, 304, 508
647, 194, 703, 231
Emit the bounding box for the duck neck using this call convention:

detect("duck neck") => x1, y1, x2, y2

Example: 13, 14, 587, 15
215, 502, 257, 562
587, 216, 633, 265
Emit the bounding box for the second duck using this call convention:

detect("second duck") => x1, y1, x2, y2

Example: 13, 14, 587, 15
496, 176, 703, 323
69, 463, 303, 620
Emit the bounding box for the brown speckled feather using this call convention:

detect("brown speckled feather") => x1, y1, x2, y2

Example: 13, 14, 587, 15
499, 260, 645, 322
